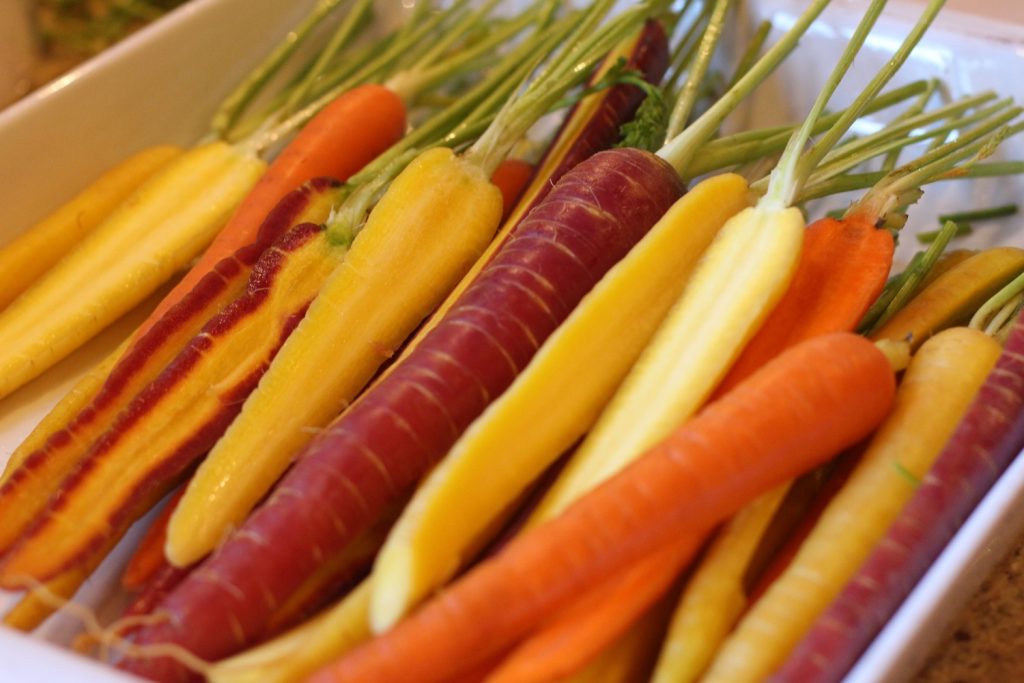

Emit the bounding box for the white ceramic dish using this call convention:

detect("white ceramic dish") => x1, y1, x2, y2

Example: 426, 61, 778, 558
1, 1, 1023, 681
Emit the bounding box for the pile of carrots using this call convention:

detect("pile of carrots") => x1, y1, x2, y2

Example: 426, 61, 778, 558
2, 1, 1024, 682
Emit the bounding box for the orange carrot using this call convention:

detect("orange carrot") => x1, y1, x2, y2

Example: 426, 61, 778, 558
121, 487, 186, 591
488, 537, 703, 683
489, 158, 535, 221
309, 333, 896, 683
136, 84, 407, 338
714, 215, 893, 397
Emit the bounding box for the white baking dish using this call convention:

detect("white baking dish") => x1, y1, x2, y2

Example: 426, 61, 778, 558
1, 1, 1022, 681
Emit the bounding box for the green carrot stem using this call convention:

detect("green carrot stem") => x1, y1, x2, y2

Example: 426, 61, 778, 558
685, 82, 928, 177
664, 0, 731, 142
799, 96, 1013, 195
860, 252, 924, 332
465, 0, 652, 176
346, 11, 568, 189
662, 1, 713, 95
249, 3, 462, 153
815, 92, 1000, 176
763, 0, 887, 209
784, 0, 947, 201
657, 0, 832, 176
971, 269, 1024, 331
211, 0, 346, 138
725, 20, 772, 91
939, 204, 1018, 224
987, 293, 1024, 337
917, 223, 972, 243
866, 221, 959, 333
799, 110, 1023, 208
277, 0, 375, 122
881, 80, 939, 172
386, 3, 545, 104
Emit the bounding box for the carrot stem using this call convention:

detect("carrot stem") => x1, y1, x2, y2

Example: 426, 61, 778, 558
211, 0, 346, 138
763, 0, 887, 209
657, 0, 831, 175
664, 0, 730, 141
276, 0, 375, 121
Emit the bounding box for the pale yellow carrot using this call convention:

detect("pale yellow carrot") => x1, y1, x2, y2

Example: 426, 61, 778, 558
369, 173, 752, 630
651, 484, 790, 683
702, 326, 1001, 683
0, 142, 265, 400
0, 145, 183, 311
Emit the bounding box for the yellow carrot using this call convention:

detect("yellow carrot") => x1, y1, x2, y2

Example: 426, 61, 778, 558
702, 327, 1001, 683
0, 145, 182, 311
370, 173, 752, 630
651, 484, 790, 683
0, 142, 265, 400
166, 147, 502, 567
207, 581, 373, 683
871, 246, 1024, 349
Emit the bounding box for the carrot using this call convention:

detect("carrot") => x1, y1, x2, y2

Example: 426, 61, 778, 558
121, 488, 186, 591
0, 145, 182, 312
871, 246, 1024, 348
487, 537, 702, 683
702, 327, 1000, 683
126, 143, 680, 680
772, 324, 1024, 683
306, 333, 896, 683
490, 158, 535, 220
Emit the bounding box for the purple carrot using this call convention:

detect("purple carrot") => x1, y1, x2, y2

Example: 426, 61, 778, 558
771, 316, 1024, 683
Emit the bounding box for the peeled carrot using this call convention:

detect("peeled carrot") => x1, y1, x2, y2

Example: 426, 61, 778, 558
0, 145, 182, 312
308, 333, 896, 683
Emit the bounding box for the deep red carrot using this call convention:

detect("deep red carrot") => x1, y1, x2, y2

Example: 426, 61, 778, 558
118, 147, 684, 682
772, 318, 1024, 683
307, 333, 896, 683
713, 215, 893, 397
138, 85, 406, 336
490, 158, 535, 221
